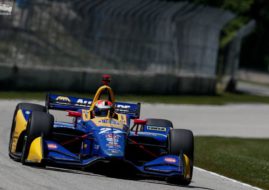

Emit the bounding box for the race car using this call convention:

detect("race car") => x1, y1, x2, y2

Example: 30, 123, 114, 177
8, 75, 194, 185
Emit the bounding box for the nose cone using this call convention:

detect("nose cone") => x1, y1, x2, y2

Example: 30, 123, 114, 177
95, 127, 126, 158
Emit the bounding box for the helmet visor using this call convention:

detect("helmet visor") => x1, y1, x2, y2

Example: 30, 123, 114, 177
94, 108, 109, 117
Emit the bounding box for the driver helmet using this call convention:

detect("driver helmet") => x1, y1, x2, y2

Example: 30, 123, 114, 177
93, 100, 113, 117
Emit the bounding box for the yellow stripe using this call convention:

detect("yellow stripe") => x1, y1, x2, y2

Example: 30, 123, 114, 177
91, 117, 124, 129
11, 109, 27, 153
117, 114, 127, 125
82, 109, 91, 121
183, 154, 191, 179
26, 137, 43, 163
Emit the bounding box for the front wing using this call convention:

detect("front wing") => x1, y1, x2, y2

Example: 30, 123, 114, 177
26, 137, 188, 178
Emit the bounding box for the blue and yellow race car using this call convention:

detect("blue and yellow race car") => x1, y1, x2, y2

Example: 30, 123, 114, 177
9, 75, 194, 185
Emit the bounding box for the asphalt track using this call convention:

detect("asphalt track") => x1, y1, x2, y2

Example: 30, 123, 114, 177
0, 100, 266, 190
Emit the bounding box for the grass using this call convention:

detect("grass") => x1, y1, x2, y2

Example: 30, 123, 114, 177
1, 91, 269, 105
195, 137, 269, 190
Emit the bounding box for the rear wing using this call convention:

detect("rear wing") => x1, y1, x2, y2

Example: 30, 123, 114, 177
46, 94, 140, 119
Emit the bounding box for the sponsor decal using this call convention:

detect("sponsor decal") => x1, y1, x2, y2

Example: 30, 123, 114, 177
76, 99, 92, 106
164, 157, 177, 163
147, 126, 167, 132
98, 119, 120, 125
48, 144, 57, 149
106, 137, 113, 142
105, 134, 121, 148
106, 142, 121, 149
56, 96, 71, 103
105, 134, 120, 139
134, 131, 167, 138
105, 134, 113, 138
0, 0, 13, 15
25, 111, 31, 115
115, 104, 131, 113
106, 137, 120, 143
116, 104, 130, 109
106, 142, 121, 148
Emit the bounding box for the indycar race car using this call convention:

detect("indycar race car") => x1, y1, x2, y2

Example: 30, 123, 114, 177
8, 75, 194, 185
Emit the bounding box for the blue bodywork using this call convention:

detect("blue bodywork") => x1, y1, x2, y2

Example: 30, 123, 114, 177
26, 94, 186, 178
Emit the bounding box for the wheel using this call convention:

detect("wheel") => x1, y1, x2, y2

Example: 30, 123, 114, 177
167, 129, 194, 185
21, 111, 54, 166
9, 103, 46, 161
146, 118, 173, 128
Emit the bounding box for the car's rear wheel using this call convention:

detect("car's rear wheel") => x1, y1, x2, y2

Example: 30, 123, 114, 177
21, 111, 54, 166
167, 129, 194, 185
9, 103, 46, 161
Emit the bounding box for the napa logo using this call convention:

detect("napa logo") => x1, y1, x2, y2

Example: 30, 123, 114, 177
0, 0, 13, 15
164, 157, 177, 163
56, 96, 71, 103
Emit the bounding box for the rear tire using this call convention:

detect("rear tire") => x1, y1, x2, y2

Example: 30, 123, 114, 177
9, 103, 46, 161
21, 111, 54, 166
167, 129, 194, 185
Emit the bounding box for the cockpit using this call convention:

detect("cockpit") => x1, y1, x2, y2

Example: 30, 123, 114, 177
89, 75, 116, 119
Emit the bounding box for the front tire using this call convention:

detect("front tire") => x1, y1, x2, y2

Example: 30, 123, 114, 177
21, 111, 54, 166
9, 103, 46, 161
167, 129, 194, 185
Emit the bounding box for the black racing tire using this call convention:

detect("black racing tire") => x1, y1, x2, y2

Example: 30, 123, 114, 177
9, 103, 46, 161
167, 129, 194, 185
21, 111, 54, 166
146, 118, 173, 128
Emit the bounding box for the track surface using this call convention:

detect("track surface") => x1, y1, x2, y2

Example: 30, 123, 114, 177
1, 100, 266, 190
142, 103, 269, 138
237, 81, 269, 96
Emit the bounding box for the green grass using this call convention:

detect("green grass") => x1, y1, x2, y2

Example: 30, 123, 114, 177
195, 137, 269, 190
1, 91, 269, 105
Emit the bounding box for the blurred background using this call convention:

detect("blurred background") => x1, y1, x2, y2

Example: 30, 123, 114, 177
0, 0, 268, 95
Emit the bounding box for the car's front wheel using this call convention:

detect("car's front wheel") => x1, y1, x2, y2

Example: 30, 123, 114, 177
167, 129, 194, 185
21, 111, 54, 166
9, 103, 46, 161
